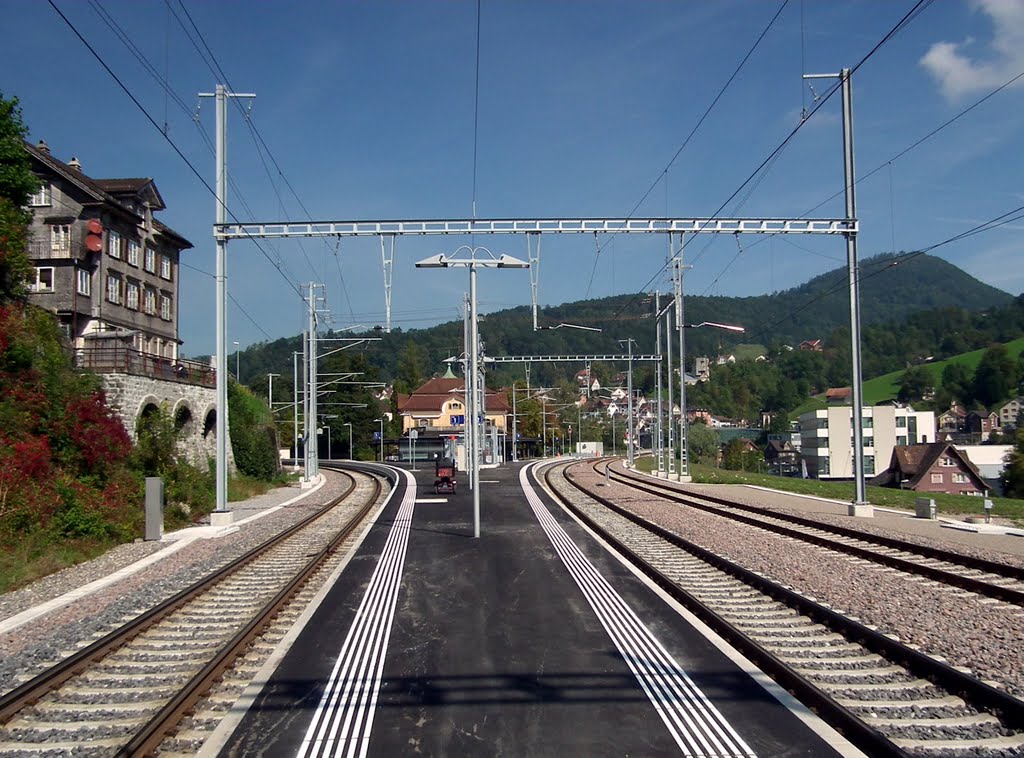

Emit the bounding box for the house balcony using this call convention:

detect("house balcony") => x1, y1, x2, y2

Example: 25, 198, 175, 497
29, 238, 90, 263
75, 346, 215, 388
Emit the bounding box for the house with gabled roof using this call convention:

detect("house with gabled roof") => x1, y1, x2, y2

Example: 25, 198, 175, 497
23, 140, 192, 362
870, 442, 989, 496
395, 370, 510, 435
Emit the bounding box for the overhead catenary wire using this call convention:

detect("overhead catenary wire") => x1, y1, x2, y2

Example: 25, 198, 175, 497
46, 0, 309, 311
609, 0, 936, 322
584, 0, 792, 299
167, 0, 325, 286
82, 0, 310, 306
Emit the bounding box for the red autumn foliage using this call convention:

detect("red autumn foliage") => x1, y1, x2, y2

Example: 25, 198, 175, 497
58, 393, 133, 473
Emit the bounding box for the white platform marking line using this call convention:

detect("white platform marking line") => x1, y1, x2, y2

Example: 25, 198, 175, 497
522, 465, 756, 757
534, 500, 731, 757
312, 483, 415, 758
297, 471, 417, 758
545, 523, 731, 756
545, 507, 751, 755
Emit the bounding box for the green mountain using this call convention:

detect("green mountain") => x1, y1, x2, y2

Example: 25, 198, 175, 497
233, 252, 1017, 393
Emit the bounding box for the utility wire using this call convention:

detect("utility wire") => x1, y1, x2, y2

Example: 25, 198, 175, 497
47, 0, 307, 307
167, 0, 324, 285
584, 0, 791, 298
609, 0, 935, 321
86, 0, 309, 301
753, 202, 1024, 341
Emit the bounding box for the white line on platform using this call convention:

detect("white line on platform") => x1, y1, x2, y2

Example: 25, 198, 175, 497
521, 463, 757, 758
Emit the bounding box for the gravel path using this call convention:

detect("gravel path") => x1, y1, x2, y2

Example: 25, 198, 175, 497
0, 472, 351, 698
569, 464, 1024, 701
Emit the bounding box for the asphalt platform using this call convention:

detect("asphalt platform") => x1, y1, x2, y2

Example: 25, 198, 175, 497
211, 461, 862, 757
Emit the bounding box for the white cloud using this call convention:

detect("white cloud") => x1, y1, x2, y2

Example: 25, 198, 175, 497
920, 0, 1024, 101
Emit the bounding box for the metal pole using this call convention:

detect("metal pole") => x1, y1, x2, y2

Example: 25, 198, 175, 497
842, 67, 868, 513
293, 348, 300, 471
512, 383, 518, 462
626, 338, 635, 467
676, 239, 691, 481
463, 293, 474, 489
214, 83, 228, 514
469, 264, 480, 538
379, 417, 384, 461
655, 291, 664, 476
347, 422, 353, 459
666, 305, 675, 478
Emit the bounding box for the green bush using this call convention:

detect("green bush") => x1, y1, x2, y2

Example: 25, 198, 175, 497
228, 382, 281, 480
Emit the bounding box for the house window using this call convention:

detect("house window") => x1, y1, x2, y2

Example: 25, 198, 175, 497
76, 268, 91, 296
108, 230, 123, 259
106, 274, 122, 304
50, 224, 72, 257
31, 267, 54, 292
864, 455, 875, 475
160, 255, 172, 280
931, 473, 943, 484
896, 435, 908, 446
143, 287, 156, 315
940, 457, 955, 467
29, 183, 51, 206
144, 248, 156, 273
160, 294, 172, 320
128, 240, 140, 267
450, 402, 463, 410
896, 416, 907, 428
126, 281, 139, 310
952, 472, 967, 484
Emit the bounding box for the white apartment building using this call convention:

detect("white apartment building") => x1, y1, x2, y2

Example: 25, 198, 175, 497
798, 405, 935, 480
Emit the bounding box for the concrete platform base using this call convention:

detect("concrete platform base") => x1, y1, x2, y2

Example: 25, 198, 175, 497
210, 511, 235, 527
847, 503, 874, 518
678, 475, 693, 483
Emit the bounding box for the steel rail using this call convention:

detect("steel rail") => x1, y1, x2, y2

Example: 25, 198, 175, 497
545, 459, 1024, 756
608, 463, 1024, 603
123, 462, 388, 756
0, 464, 377, 747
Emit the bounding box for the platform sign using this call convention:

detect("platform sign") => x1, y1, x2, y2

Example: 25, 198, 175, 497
450, 414, 465, 426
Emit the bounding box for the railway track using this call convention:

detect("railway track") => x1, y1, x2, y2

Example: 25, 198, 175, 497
0, 463, 392, 757
603, 460, 1024, 607
543, 459, 1024, 757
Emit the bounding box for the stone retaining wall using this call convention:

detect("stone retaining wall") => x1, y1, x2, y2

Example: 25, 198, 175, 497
99, 373, 235, 471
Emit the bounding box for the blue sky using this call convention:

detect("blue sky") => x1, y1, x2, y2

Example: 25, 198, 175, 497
3, 0, 1023, 357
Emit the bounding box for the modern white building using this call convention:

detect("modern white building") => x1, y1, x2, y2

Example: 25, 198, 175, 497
798, 405, 935, 480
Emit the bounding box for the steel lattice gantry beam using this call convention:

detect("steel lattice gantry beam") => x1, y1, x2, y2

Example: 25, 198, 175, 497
487, 354, 660, 363
215, 217, 856, 239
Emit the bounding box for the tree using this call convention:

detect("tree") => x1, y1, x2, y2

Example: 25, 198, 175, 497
686, 421, 720, 465
972, 343, 1017, 408
1000, 428, 1024, 499
897, 364, 933, 403
941, 362, 973, 405
0, 92, 38, 301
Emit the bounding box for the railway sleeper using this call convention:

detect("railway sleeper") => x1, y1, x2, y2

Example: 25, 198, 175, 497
888, 733, 1024, 753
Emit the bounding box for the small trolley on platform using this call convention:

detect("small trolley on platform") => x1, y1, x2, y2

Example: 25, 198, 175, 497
434, 457, 457, 495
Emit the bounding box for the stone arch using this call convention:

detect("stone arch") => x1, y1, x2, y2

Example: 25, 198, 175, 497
172, 399, 196, 436
134, 395, 163, 439
199, 405, 219, 464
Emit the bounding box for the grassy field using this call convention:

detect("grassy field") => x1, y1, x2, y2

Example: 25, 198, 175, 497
792, 337, 1024, 414
634, 457, 1024, 525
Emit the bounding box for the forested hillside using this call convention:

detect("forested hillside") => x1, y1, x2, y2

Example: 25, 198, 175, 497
233, 253, 1020, 403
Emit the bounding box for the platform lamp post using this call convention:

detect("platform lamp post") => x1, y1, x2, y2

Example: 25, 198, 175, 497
377, 416, 385, 462
678, 321, 745, 479
232, 341, 240, 382
344, 421, 353, 460
416, 248, 529, 539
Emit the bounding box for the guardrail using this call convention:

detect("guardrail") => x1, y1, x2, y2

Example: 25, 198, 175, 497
76, 346, 215, 387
